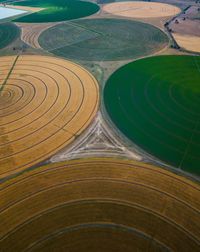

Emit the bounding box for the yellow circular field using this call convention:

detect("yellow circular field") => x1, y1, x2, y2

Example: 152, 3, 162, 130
173, 33, 200, 53
0, 55, 99, 179
103, 1, 181, 19
0, 158, 200, 251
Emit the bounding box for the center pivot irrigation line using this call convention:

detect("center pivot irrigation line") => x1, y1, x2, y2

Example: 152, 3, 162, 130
0, 55, 19, 93
105, 7, 142, 15
40, 21, 104, 52
67, 21, 105, 36
47, 33, 100, 52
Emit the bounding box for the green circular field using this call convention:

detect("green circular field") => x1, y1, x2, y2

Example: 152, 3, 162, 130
104, 55, 200, 176
12, 0, 100, 23
0, 23, 19, 49
39, 18, 168, 61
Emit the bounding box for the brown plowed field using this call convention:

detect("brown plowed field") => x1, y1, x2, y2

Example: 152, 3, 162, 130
0, 55, 99, 179
17, 23, 57, 49
0, 158, 199, 251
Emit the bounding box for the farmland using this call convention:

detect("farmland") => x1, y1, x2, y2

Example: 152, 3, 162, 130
12, 0, 100, 23
103, 1, 181, 19
104, 55, 200, 176
0, 55, 99, 179
0, 23, 19, 49
1, 158, 199, 251
0, 0, 200, 250
39, 18, 168, 61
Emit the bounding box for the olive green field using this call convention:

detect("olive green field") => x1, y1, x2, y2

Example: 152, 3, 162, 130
39, 18, 168, 61
0, 23, 19, 49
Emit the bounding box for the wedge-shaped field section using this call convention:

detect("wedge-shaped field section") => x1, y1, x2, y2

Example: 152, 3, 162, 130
1, 158, 200, 251
104, 55, 200, 176
0, 55, 99, 179
39, 19, 169, 61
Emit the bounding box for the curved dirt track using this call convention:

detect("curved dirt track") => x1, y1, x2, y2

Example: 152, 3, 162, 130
0, 55, 99, 179
103, 1, 180, 19
0, 158, 200, 251
17, 23, 57, 49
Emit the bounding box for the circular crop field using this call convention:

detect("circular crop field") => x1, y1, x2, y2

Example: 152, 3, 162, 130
1, 158, 200, 251
0, 55, 99, 179
104, 55, 200, 176
103, 1, 181, 19
0, 23, 19, 50
12, 0, 100, 23
39, 18, 168, 61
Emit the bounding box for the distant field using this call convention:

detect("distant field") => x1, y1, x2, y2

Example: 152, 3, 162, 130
39, 18, 168, 61
0, 23, 19, 49
104, 55, 200, 176
11, 0, 100, 22
103, 1, 180, 19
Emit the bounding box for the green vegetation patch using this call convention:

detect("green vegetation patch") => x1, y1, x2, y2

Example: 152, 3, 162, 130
0, 23, 19, 49
12, 0, 100, 23
39, 18, 168, 61
104, 55, 200, 176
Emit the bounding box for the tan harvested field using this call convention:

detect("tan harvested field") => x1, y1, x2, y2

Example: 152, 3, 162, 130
0, 158, 200, 251
173, 33, 200, 53
5, 4, 43, 13
169, 18, 200, 53
0, 55, 99, 179
17, 23, 57, 49
103, 1, 181, 19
